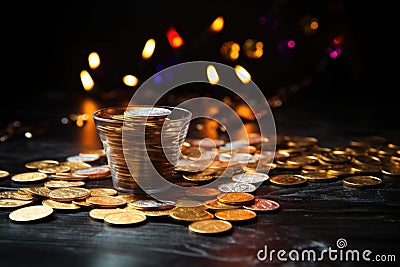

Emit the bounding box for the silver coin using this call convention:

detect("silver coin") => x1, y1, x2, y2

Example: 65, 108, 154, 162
218, 182, 257, 193
232, 172, 269, 184
125, 107, 171, 117
129, 199, 175, 210
67, 154, 99, 162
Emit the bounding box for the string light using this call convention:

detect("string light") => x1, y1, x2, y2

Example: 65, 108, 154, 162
142, 39, 156, 59
80, 70, 94, 91
210, 16, 224, 32
88, 52, 100, 70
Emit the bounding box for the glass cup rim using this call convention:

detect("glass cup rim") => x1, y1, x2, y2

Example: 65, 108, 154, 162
93, 105, 192, 123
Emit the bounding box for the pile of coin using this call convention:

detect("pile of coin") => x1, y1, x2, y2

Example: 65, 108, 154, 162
1, 134, 399, 234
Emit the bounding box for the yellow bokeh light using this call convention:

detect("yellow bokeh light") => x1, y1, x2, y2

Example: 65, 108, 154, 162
123, 75, 139, 87
206, 65, 219, 85
235, 65, 251, 84
80, 70, 94, 91
88, 52, 100, 70
210, 16, 224, 32
142, 39, 156, 59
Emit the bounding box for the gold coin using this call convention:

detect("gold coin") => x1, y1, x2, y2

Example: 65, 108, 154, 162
0, 199, 33, 208
215, 208, 257, 221
217, 192, 255, 205
286, 156, 318, 166
189, 219, 232, 234
381, 163, 400, 176
11, 172, 48, 183
21, 187, 52, 198
0, 191, 34, 200
38, 165, 71, 174
79, 149, 106, 157
343, 176, 382, 188
185, 187, 220, 197
86, 196, 127, 207
42, 199, 81, 210
182, 169, 216, 182
60, 161, 92, 171
174, 199, 204, 208
115, 194, 136, 204
142, 209, 173, 217
89, 208, 121, 220
25, 160, 59, 170
300, 172, 338, 183
269, 174, 307, 187
9, 205, 54, 222
50, 172, 88, 181
0, 170, 10, 179
130, 199, 176, 210
44, 180, 85, 189
89, 188, 118, 197
48, 187, 91, 202
72, 199, 92, 207
170, 206, 214, 222
104, 211, 147, 225
74, 166, 111, 179
204, 199, 238, 210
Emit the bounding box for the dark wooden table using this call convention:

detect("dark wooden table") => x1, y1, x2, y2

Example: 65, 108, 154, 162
1, 89, 399, 267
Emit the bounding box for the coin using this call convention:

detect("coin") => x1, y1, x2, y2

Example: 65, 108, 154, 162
232, 172, 269, 184
44, 180, 85, 189
129, 199, 175, 210
142, 209, 173, 217
175, 199, 204, 208
48, 187, 91, 202
0, 199, 33, 208
0, 170, 10, 179
115, 194, 136, 203
11, 172, 48, 183
9, 205, 54, 222
215, 208, 257, 221
89, 208, 121, 220
189, 139, 225, 148
0, 191, 34, 200
21, 187, 52, 198
300, 172, 338, 183
104, 211, 147, 225
170, 206, 214, 222
203, 199, 239, 210
182, 169, 216, 182
79, 149, 106, 157
269, 174, 307, 187
42, 199, 81, 210
50, 172, 88, 181
38, 165, 71, 174
185, 187, 220, 197
217, 192, 255, 205
86, 196, 127, 207
60, 161, 92, 171
25, 160, 59, 170
72, 199, 92, 207
189, 219, 232, 234
67, 154, 100, 163
89, 188, 118, 197
74, 166, 111, 179
243, 198, 280, 212
218, 182, 257, 193
343, 176, 382, 188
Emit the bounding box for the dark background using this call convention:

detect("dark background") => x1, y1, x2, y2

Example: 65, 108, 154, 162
1, 0, 398, 141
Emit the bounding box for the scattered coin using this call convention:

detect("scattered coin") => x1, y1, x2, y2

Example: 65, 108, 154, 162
48, 187, 91, 202
0, 191, 34, 200
0, 199, 33, 208
218, 182, 257, 193
174, 199, 204, 208
38, 165, 71, 174
89, 208, 121, 220
232, 172, 269, 184
182, 169, 216, 182
86, 196, 127, 208
72, 199, 92, 207
142, 209, 173, 217
25, 160, 59, 170
21, 187, 52, 198
74, 166, 111, 179
300, 172, 339, 183
50, 172, 88, 181
217, 192, 255, 205
0, 170, 10, 179
170, 206, 214, 222
89, 188, 118, 197
185, 187, 220, 197
115, 194, 136, 204
129, 199, 175, 210
44, 180, 85, 189
269, 174, 307, 187
42, 199, 81, 210
215, 208, 257, 221
343, 176, 382, 188
9, 205, 53, 222
67, 154, 100, 163
104, 211, 147, 226
189, 219, 232, 234
60, 161, 92, 171
243, 198, 280, 212
203, 199, 239, 210
11, 172, 48, 183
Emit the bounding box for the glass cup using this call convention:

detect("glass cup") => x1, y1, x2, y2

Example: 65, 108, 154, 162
93, 106, 191, 194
